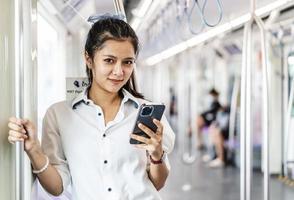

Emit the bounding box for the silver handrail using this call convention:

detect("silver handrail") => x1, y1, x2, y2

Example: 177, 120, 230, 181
14, 0, 25, 199
285, 78, 294, 178
182, 84, 196, 164
240, 21, 249, 200
245, 20, 253, 200
255, 16, 270, 200
113, 0, 126, 21
228, 77, 240, 147
240, 0, 271, 199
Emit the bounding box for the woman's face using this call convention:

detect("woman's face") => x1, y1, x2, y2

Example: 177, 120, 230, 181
86, 39, 136, 94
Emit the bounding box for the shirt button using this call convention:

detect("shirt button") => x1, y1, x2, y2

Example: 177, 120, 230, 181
108, 188, 112, 192
103, 134, 106, 137
104, 160, 108, 164
98, 113, 101, 116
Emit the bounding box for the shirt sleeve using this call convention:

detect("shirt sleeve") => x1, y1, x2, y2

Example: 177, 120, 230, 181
161, 115, 176, 170
41, 107, 71, 192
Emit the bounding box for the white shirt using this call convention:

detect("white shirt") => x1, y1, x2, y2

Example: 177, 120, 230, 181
41, 88, 175, 200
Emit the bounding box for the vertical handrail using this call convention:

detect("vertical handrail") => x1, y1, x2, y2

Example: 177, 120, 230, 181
240, 0, 271, 199
240, 19, 257, 200
228, 77, 240, 148
245, 20, 253, 200
113, 0, 127, 21
240, 22, 249, 200
285, 78, 294, 178
255, 16, 270, 200
281, 43, 285, 177
14, 0, 25, 199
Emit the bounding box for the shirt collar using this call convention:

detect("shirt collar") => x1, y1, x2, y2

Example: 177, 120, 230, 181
71, 87, 90, 109
72, 87, 139, 109
121, 88, 140, 109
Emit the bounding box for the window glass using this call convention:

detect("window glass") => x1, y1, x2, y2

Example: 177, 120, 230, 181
37, 14, 66, 139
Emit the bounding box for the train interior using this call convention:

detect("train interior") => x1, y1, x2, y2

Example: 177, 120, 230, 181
1, 0, 294, 199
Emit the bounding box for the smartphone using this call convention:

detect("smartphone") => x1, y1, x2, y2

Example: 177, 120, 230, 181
130, 103, 165, 144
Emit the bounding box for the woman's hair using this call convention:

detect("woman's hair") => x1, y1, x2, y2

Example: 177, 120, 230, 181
209, 88, 219, 97
85, 15, 144, 99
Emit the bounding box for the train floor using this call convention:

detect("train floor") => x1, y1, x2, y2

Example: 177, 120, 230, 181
160, 148, 294, 200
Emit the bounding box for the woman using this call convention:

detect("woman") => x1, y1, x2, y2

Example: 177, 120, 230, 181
196, 88, 221, 150
8, 15, 175, 200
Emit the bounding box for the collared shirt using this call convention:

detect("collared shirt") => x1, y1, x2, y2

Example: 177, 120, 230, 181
41, 88, 175, 200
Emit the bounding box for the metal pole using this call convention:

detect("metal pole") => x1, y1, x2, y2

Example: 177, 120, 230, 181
280, 42, 285, 177
14, 0, 25, 199
245, 2, 255, 199
240, 22, 249, 200
241, 0, 271, 199
245, 20, 253, 200
113, 0, 127, 21
284, 78, 294, 180
255, 15, 270, 200
228, 77, 240, 147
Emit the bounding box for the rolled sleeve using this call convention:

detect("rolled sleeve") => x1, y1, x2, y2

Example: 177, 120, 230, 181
161, 115, 175, 170
41, 107, 71, 192
161, 115, 175, 154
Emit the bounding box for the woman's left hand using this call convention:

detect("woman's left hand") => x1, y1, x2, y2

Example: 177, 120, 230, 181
130, 118, 164, 161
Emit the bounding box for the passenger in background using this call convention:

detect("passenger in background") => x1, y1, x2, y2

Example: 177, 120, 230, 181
7, 15, 175, 200
196, 88, 221, 150
207, 106, 230, 168
169, 88, 178, 132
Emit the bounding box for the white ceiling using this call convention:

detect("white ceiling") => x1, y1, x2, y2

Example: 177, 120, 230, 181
134, 0, 294, 58
48, 0, 288, 31
48, 0, 132, 34
94, 0, 115, 14
46, 0, 294, 55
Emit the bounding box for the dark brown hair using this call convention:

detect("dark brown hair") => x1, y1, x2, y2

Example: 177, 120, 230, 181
209, 88, 219, 97
85, 16, 144, 98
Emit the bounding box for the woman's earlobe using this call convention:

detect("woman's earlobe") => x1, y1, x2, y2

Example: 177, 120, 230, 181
84, 52, 92, 68
87, 63, 92, 69
85, 59, 93, 69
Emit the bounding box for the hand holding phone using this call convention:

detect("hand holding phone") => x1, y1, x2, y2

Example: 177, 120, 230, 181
130, 103, 165, 145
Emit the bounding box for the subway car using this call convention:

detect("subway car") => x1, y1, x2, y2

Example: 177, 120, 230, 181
1, 0, 294, 199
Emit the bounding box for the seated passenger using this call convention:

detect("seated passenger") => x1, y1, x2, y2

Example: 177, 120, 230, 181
208, 106, 230, 168
196, 88, 221, 150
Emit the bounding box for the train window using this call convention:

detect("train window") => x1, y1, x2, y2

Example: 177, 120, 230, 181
37, 14, 66, 138
35, 13, 69, 199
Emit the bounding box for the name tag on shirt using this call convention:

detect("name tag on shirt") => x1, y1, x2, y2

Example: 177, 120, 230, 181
66, 77, 89, 101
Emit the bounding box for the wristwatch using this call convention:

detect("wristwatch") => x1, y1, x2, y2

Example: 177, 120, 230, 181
149, 151, 166, 164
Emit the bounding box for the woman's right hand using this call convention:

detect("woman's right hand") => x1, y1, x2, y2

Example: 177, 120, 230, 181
8, 117, 40, 153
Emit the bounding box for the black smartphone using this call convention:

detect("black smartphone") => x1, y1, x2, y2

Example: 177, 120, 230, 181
130, 103, 165, 144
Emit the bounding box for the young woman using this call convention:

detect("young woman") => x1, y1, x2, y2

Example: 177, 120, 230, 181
8, 15, 175, 200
